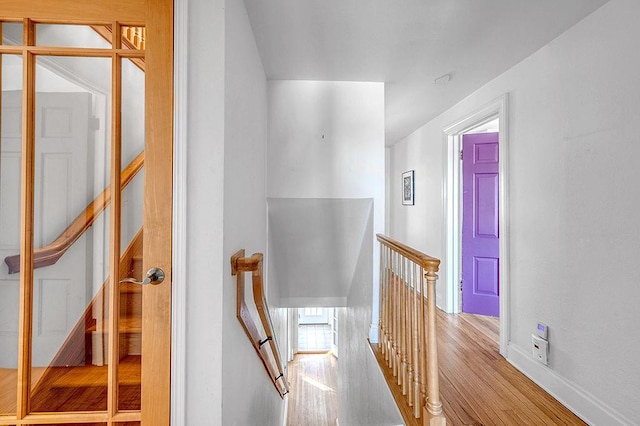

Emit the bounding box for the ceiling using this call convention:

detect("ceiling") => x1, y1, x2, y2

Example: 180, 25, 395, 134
242, 0, 609, 145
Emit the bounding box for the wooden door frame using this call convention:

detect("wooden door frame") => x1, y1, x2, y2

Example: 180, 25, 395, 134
442, 93, 510, 357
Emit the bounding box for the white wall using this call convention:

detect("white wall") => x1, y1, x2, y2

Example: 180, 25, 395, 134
221, 0, 286, 424
268, 197, 374, 307
267, 80, 385, 338
183, 0, 287, 424
337, 206, 404, 426
184, 0, 225, 423
389, 1, 640, 424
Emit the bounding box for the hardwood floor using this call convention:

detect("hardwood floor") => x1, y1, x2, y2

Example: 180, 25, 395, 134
372, 310, 587, 426
287, 353, 338, 426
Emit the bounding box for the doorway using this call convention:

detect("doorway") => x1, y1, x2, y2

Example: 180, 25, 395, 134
461, 122, 500, 317
443, 94, 510, 355
296, 307, 337, 354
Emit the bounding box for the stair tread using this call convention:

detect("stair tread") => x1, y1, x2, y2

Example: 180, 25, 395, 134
49, 356, 141, 388
87, 316, 141, 333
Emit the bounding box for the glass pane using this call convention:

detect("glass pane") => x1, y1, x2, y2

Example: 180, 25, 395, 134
36, 24, 111, 49
30, 55, 112, 413
2, 22, 22, 46
0, 54, 22, 416
119, 57, 144, 411
121, 27, 146, 50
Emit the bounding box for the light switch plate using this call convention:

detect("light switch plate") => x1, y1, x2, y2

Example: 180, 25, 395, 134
531, 334, 549, 365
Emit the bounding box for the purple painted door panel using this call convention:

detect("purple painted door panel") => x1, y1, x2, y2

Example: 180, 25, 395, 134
462, 132, 500, 317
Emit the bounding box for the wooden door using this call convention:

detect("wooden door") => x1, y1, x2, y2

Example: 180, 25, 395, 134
462, 132, 500, 317
0, 1, 173, 424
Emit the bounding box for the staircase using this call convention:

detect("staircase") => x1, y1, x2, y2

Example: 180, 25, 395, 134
29, 230, 144, 412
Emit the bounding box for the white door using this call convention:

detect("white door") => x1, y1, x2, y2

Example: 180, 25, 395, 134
1, 90, 94, 367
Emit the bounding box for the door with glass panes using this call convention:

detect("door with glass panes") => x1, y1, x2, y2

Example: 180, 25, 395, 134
0, 1, 173, 425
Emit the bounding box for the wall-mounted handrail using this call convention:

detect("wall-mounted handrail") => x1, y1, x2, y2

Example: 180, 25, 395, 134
231, 250, 289, 398
376, 234, 446, 425
4, 151, 144, 274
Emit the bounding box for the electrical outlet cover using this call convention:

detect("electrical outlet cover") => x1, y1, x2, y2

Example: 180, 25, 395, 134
531, 334, 549, 365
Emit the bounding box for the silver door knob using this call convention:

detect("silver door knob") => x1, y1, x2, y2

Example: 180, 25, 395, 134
120, 267, 165, 286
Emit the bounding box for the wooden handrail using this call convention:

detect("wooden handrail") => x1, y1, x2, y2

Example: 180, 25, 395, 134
376, 233, 446, 425
376, 234, 440, 273
5, 152, 144, 274
231, 250, 289, 398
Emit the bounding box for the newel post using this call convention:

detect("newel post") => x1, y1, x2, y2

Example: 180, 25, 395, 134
423, 260, 446, 426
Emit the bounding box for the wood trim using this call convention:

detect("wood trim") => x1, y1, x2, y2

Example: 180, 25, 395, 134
141, 0, 173, 423
0, 46, 145, 58
230, 251, 289, 398
107, 22, 123, 419
0, 410, 140, 424
16, 18, 36, 420
0, 1, 144, 22
4, 152, 145, 274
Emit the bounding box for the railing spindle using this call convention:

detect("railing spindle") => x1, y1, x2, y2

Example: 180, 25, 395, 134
407, 261, 414, 407
425, 267, 444, 421
412, 262, 421, 417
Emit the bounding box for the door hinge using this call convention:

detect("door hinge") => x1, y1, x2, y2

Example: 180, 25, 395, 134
459, 280, 463, 291
459, 150, 463, 160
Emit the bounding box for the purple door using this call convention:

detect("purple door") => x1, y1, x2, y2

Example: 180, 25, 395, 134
462, 132, 499, 317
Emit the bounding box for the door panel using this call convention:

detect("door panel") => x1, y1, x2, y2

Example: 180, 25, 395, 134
462, 132, 500, 317
0, 1, 173, 423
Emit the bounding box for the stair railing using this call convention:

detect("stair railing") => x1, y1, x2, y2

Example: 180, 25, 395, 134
377, 234, 446, 425
4, 22, 148, 274
4, 151, 144, 273
231, 250, 289, 398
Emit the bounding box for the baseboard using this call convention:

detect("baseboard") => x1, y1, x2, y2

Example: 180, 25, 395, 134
506, 343, 634, 426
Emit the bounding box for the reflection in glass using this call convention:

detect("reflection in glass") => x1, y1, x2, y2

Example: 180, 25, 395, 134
119, 57, 145, 411
1, 22, 22, 45
121, 27, 146, 50
0, 54, 22, 416
36, 24, 110, 49
30, 55, 112, 413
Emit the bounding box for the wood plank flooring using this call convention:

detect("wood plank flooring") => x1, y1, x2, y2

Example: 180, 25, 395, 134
287, 353, 338, 426
372, 310, 587, 426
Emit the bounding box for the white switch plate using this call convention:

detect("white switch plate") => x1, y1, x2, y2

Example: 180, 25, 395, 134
531, 334, 548, 365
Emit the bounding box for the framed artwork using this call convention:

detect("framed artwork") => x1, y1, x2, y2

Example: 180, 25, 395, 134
402, 170, 414, 205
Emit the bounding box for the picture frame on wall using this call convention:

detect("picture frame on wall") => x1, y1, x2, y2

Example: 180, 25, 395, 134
402, 170, 414, 205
